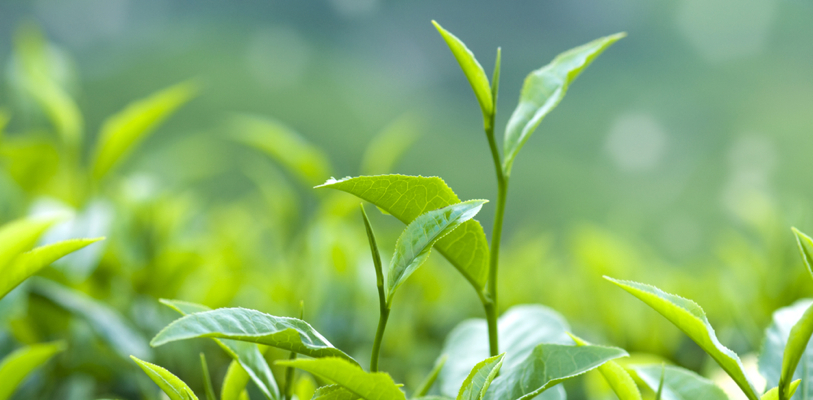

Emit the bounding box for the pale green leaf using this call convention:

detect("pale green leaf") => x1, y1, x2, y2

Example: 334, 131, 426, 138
605, 277, 759, 400
160, 299, 280, 400
151, 307, 356, 365
569, 334, 641, 400
232, 115, 332, 187
317, 175, 489, 292
759, 299, 813, 400
439, 305, 571, 398
457, 353, 504, 400
483, 344, 627, 400
131, 356, 199, 400
387, 200, 486, 303
222, 360, 251, 400
92, 81, 197, 180
764, 381, 802, 400
793, 228, 813, 281
779, 302, 813, 400
1, 237, 104, 299
432, 21, 493, 127
0, 216, 56, 272
414, 354, 448, 397
633, 364, 728, 400
312, 385, 359, 400
200, 353, 216, 400
0, 341, 65, 400
502, 33, 625, 176
276, 357, 405, 400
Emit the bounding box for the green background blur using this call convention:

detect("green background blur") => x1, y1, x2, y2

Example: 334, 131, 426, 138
1, 0, 813, 399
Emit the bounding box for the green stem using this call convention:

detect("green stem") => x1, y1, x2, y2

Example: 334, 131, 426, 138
284, 302, 305, 400
360, 204, 390, 372
484, 113, 508, 357
370, 306, 390, 372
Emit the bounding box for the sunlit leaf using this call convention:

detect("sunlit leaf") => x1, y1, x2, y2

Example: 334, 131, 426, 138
161, 299, 280, 400
31, 278, 152, 360
483, 344, 627, 400
317, 175, 489, 292
221, 360, 251, 400
759, 299, 813, 400
764, 381, 802, 400
779, 302, 813, 400
0, 341, 65, 400
151, 307, 356, 365
387, 200, 486, 303
793, 228, 813, 281
414, 355, 448, 397
92, 81, 197, 180
439, 305, 571, 398
605, 277, 759, 400
312, 385, 359, 400
569, 334, 641, 400
232, 115, 332, 187
632, 364, 728, 400
0, 237, 104, 299
502, 33, 625, 176
457, 353, 504, 400
277, 357, 405, 400
360, 114, 421, 175
432, 21, 493, 128
0, 216, 56, 272
131, 356, 199, 400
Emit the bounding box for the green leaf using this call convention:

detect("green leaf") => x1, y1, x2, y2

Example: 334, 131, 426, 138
569, 334, 641, 400
387, 200, 486, 303
276, 357, 405, 400
0, 237, 104, 299
131, 356, 199, 400
483, 344, 627, 400
415, 354, 448, 397
232, 115, 332, 187
759, 299, 813, 400
779, 302, 813, 400
221, 360, 251, 400
30, 278, 152, 360
317, 175, 490, 293
0, 216, 56, 272
151, 307, 357, 365
632, 364, 728, 400
793, 228, 813, 281
457, 353, 505, 400
439, 305, 571, 398
160, 299, 280, 400
0, 341, 65, 400
605, 277, 759, 400
502, 33, 625, 176
200, 353, 216, 400
764, 381, 802, 400
312, 385, 360, 400
92, 81, 197, 180
432, 21, 493, 128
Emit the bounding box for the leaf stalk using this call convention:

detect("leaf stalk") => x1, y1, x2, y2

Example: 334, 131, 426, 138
361, 204, 390, 372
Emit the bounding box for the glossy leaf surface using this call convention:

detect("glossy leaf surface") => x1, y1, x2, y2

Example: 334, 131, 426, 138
780, 302, 813, 400
317, 175, 489, 292
570, 334, 641, 400
151, 307, 356, 364
793, 228, 813, 280
457, 353, 504, 400
502, 33, 625, 176
312, 385, 360, 400
0, 341, 65, 400
221, 360, 251, 400
606, 277, 759, 400
764, 382, 802, 400
131, 356, 198, 400
0, 217, 55, 273
633, 364, 728, 400
760, 299, 813, 400
277, 357, 405, 400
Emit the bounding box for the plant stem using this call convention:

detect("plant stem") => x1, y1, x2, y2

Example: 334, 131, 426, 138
370, 306, 390, 372
361, 204, 390, 372
284, 301, 305, 400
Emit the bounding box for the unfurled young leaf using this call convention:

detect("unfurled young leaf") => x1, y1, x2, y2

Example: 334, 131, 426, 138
457, 353, 505, 400
92, 81, 197, 180
792, 228, 813, 280
317, 175, 490, 293
778, 302, 813, 400
387, 200, 487, 304
632, 364, 729, 400
432, 21, 493, 128
605, 277, 760, 400
0, 237, 104, 299
232, 115, 332, 187
131, 356, 199, 400
759, 299, 813, 400
151, 307, 357, 365
763, 381, 802, 400
161, 299, 280, 400
415, 355, 448, 397
276, 357, 405, 400
483, 344, 627, 400
0, 216, 57, 272
569, 334, 641, 400
0, 341, 65, 400
221, 360, 251, 400
502, 33, 625, 176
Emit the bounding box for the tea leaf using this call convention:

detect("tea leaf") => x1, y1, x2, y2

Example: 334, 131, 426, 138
763, 381, 802, 400
0, 341, 65, 400
277, 357, 405, 400
778, 302, 813, 400
569, 334, 641, 400
414, 355, 448, 397
1, 237, 104, 299
483, 344, 627, 400
0, 216, 57, 272
131, 356, 199, 400
161, 299, 280, 400
222, 360, 251, 400
457, 353, 505, 400
632, 364, 728, 400
502, 33, 625, 176
200, 353, 216, 400
92, 81, 197, 180
439, 305, 572, 397
432, 21, 493, 128
605, 277, 759, 400
793, 228, 813, 281
759, 299, 813, 400
387, 200, 487, 303
151, 307, 357, 365
312, 385, 359, 400
317, 175, 489, 293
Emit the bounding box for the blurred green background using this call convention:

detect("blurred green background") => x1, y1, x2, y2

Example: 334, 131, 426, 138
1, 0, 813, 399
